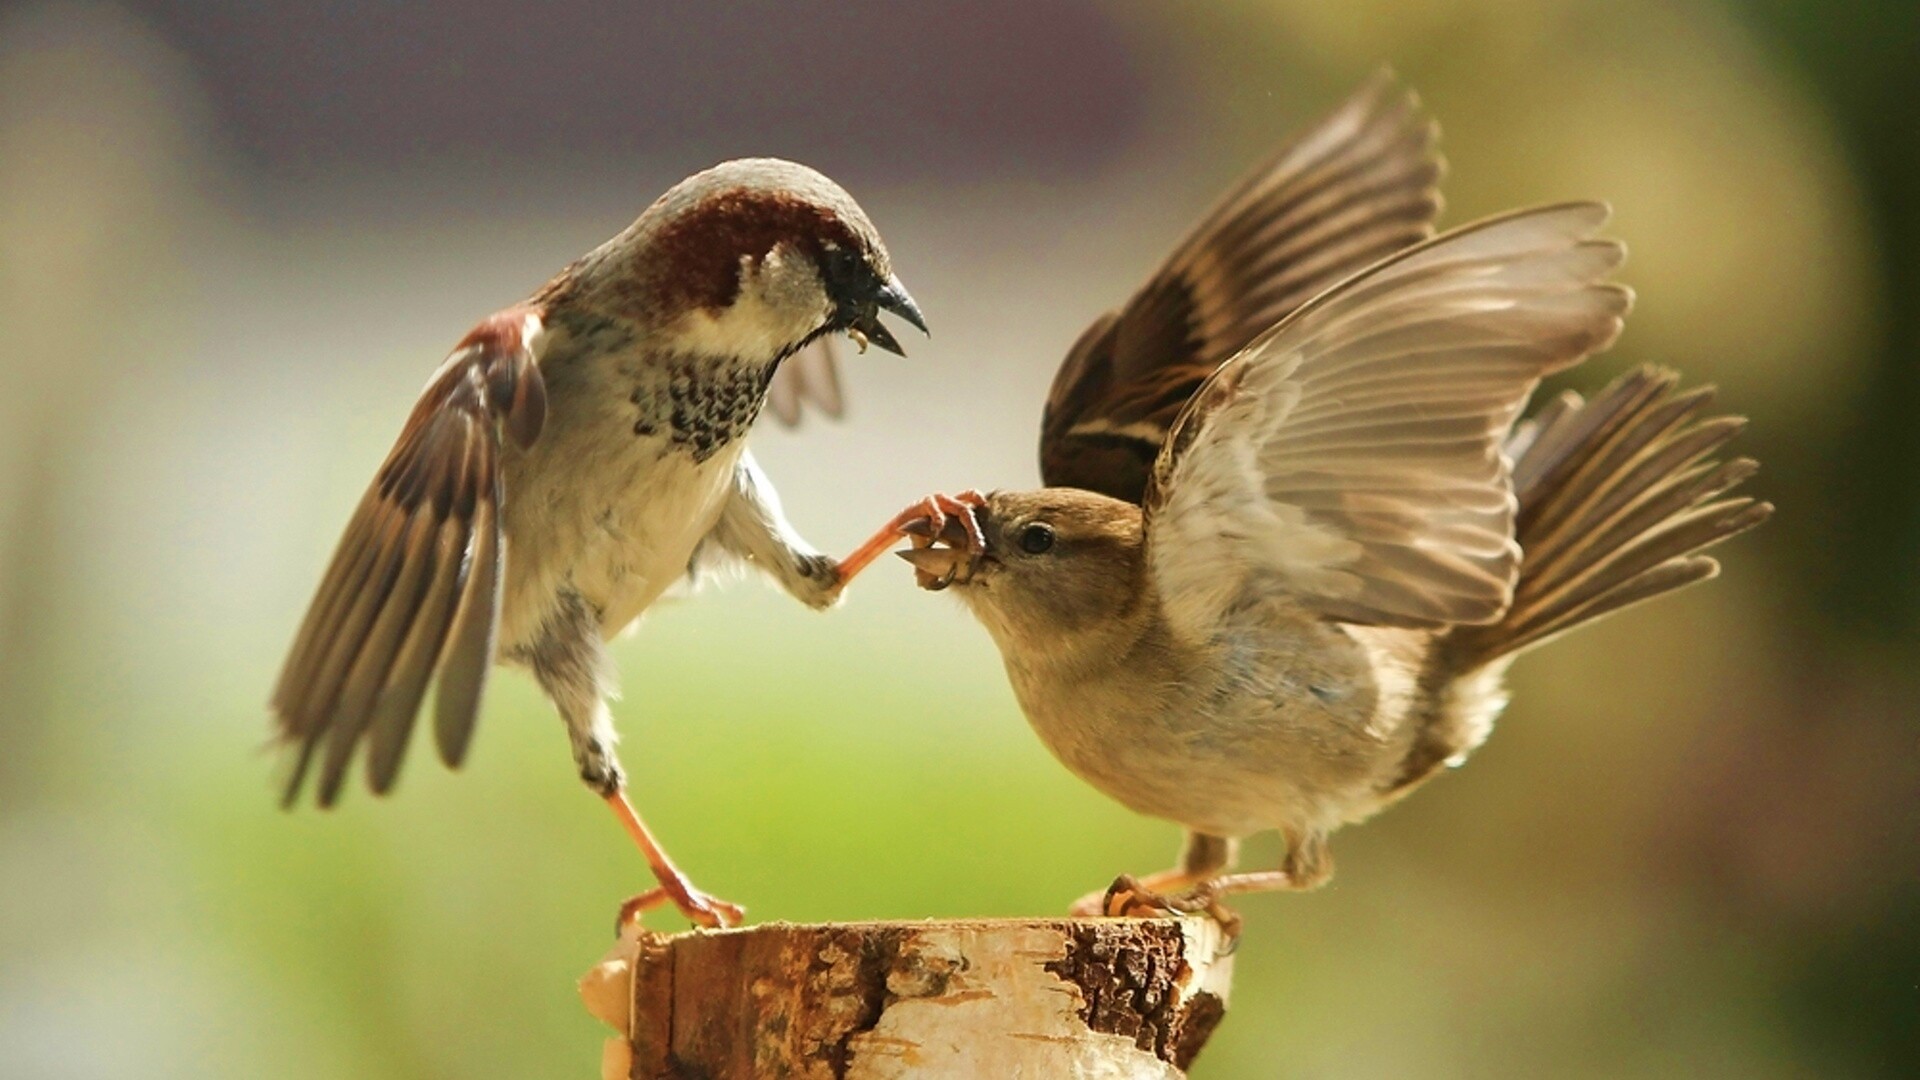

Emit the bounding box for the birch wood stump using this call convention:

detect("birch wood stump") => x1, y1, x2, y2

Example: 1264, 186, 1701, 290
581, 918, 1236, 1079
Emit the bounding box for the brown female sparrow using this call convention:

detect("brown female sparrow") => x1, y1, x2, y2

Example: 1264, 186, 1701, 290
837, 78, 1771, 918
271, 158, 925, 928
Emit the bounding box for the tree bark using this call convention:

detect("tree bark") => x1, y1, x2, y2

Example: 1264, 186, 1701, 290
581, 917, 1236, 1079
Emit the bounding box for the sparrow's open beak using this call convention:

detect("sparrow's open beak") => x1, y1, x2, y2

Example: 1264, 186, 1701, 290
897, 546, 968, 590
851, 274, 927, 356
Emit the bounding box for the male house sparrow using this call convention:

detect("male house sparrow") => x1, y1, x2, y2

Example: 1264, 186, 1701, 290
839, 79, 1770, 916
271, 158, 925, 928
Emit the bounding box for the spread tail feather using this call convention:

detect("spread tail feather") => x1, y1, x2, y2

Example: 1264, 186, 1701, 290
1381, 365, 1770, 801
1447, 365, 1773, 668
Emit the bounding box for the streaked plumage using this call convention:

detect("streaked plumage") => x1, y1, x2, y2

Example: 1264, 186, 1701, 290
271, 158, 926, 927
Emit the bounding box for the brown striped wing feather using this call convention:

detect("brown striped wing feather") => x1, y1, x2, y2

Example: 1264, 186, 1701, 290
271, 308, 546, 806
1039, 72, 1445, 504
1142, 204, 1633, 636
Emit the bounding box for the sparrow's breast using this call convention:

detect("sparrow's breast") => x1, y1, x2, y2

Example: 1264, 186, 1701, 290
496, 325, 773, 648
1006, 615, 1411, 838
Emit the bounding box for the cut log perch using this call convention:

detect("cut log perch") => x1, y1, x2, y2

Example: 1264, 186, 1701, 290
581, 917, 1236, 1079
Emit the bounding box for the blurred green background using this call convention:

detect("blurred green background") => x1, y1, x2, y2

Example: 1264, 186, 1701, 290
1, 1, 1915, 1077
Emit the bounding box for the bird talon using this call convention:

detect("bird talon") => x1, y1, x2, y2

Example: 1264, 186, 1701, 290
836, 492, 976, 586
655, 880, 745, 930
1067, 873, 1154, 918
1072, 873, 1239, 932
1105, 874, 1205, 919
1103, 874, 1154, 917
932, 490, 988, 554
682, 891, 747, 930
614, 887, 670, 936
616, 883, 745, 932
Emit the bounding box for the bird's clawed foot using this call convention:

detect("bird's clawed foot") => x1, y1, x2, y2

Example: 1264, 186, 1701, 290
895, 490, 989, 551
603, 791, 746, 933
893, 491, 989, 590
614, 874, 747, 934
834, 489, 988, 587
1078, 873, 1243, 935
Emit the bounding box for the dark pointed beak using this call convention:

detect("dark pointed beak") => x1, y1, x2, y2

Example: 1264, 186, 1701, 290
877, 274, 928, 335
855, 315, 904, 356
850, 274, 927, 357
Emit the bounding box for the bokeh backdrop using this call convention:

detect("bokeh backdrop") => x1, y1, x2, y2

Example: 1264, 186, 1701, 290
1, 1, 1915, 1077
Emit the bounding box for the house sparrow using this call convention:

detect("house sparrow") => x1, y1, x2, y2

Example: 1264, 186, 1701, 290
270, 158, 926, 928
841, 83, 1770, 918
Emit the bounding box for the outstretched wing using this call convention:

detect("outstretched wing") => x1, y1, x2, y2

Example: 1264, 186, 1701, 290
271, 308, 547, 806
764, 337, 845, 426
1143, 204, 1632, 639
1040, 71, 1444, 503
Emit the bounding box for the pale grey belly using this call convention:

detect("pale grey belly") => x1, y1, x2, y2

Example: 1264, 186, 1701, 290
1008, 637, 1393, 838
498, 432, 743, 649
1021, 698, 1343, 838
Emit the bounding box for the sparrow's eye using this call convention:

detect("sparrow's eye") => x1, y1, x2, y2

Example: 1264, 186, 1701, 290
821, 244, 861, 284
1018, 522, 1056, 555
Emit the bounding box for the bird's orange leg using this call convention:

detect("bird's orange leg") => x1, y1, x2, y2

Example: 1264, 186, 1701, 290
1204, 838, 1330, 898
607, 791, 745, 931
1207, 871, 1299, 896
833, 490, 987, 585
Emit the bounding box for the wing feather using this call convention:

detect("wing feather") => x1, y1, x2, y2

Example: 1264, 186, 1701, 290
433, 491, 500, 770
364, 509, 468, 794
1040, 71, 1445, 503
1143, 204, 1631, 637
764, 336, 844, 427
271, 308, 544, 806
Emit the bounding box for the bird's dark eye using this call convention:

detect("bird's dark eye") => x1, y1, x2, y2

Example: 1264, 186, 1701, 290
1018, 522, 1056, 555
821, 244, 861, 283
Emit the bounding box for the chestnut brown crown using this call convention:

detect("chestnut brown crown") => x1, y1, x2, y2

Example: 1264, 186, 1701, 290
612, 157, 927, 354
